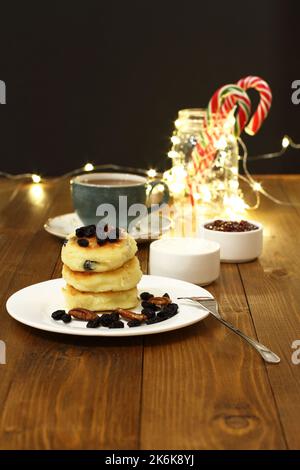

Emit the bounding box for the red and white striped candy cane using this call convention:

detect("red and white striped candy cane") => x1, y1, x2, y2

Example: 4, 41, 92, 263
209, 84, 252, 136
236, 76, 272, 135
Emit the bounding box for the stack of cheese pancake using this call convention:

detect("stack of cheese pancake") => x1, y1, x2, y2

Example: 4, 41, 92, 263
61, 224, 142, 311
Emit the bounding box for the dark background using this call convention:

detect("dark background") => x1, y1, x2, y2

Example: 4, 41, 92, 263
0, 0, 300, 176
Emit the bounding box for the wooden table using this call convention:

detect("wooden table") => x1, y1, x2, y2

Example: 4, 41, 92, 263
0, 175, 300, 450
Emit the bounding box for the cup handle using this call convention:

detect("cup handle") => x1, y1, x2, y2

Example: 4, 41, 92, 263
147, 180, 170, 210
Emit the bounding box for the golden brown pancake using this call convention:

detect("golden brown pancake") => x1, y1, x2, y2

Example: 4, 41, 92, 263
63, 284, 139, 311
62, 256, 142, 292
61, 231, 137, 272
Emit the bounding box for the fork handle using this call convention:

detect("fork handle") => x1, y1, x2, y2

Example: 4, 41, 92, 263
210, 313, 280, 364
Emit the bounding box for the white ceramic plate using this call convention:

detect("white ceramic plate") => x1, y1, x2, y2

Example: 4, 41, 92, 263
44, 212, 172, 243
6, 275, 211, 337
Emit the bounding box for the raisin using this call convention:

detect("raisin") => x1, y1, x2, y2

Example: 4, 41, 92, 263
83, 260, 97, 271
76, 225, 96, 238
77, 238, 89, 247
141, 301, 160, 311
140, 292, 154, 301
75, 227, 86, 238
161, 303, 179, 317
141, 309, 156, 319
145, 317, 164, 325
108, 320, 124, 329
51, 310, 66, 320
86, 317, 101, 328
110, 312, 120, 322
97, 236, 107, 246
61, 313, 72, 323
99, 313, 114, 327
157, 309, 170, 319
127, 319, 142, 327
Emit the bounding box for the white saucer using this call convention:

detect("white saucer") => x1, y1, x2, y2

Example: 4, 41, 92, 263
6, 275, 211, 337
44, 213, 172, 243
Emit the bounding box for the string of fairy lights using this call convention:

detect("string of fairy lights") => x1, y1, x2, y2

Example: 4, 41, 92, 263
0, 134, 299, 212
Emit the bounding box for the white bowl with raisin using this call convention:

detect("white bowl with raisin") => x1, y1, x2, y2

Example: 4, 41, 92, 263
198, 219, 263, 263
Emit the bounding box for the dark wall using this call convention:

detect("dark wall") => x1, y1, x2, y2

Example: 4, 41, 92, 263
0, 0, 300, 176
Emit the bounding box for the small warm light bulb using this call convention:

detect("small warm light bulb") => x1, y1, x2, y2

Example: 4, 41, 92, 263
230, 180, 239, 190
168, 150, 179, 159
171, 135, 180, 145
224, 195, 248, 217
252, 182, 262, 192
147, 169, 157, 178
32, 174, 41, 184
215, 136, 227, 150
84, 163, 94, 172
174, 119, 181, 129
282, 136, 290, 149
201, 185, 212, 202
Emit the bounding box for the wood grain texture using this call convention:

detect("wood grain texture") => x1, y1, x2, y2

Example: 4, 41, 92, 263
140, 263, 285, 450
238, 176, 300, 449
0, 179, 143, 449
0, 176, 299, 449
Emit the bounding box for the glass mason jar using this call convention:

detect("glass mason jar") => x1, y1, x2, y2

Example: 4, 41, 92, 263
164, 108, 242, 214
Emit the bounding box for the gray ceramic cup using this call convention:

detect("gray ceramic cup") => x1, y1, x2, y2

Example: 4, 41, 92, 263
71, 172, 170, 230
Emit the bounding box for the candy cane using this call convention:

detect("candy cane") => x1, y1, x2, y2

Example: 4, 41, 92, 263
208, 84, 252, 136
237, 76, 272, 135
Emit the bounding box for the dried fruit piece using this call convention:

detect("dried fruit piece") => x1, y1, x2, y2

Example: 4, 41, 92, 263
86, 317, 102, 328
140, 292, 154, 301
62, 313, 72, 323
157, 309, 170, 319
69, 308, 98, 321
83, 260, 98, 271
51, 310, 66, 320
99, 313, 115, 327
145, 316, 164, 325
97, 235, 107, 246
109, 320, 124, 329
141, 308, 156, 319
76, 225, 96, 238
161, 303, 179, 316
127, 319, 142, 327
110, 312, 120, 322
141, 301, 160, 311
77, 238, 89, 247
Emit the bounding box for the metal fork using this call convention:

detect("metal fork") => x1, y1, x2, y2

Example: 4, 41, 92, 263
177, 296, 280, 364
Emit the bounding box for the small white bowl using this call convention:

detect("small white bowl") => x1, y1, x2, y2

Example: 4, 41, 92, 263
198, 220, 263, 263
149, 237, 220, 286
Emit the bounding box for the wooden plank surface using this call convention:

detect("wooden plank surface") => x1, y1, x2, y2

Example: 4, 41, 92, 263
0, 176, 299, 449
0, 179, 143, 449
140, 265, 285, 450
238, 177, 300, 449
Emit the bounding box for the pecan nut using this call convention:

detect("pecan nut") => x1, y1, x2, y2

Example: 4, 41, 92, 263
148, 296, 172, 306
116, 308, 146, 322
68, 308, 98, 321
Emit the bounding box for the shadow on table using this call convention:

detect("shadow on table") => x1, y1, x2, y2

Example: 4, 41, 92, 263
22, 315, 218, 350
